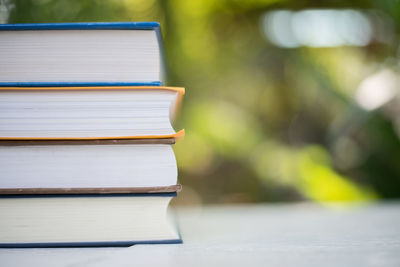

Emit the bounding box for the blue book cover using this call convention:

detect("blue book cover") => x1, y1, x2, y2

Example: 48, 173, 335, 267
0, 22, 166, 87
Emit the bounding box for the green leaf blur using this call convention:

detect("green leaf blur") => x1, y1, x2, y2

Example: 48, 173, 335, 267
4, 0, 400, 204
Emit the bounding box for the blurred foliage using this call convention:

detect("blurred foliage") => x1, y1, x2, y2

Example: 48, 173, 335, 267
4, 0, 400, 204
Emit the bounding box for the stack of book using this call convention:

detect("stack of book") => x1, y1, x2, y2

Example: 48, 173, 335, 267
0, 22, 184, 247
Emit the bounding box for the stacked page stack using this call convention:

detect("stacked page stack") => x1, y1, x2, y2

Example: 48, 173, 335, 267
0, 22, 184, 247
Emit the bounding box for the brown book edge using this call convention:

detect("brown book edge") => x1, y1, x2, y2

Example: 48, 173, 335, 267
0, 138, 175, 146
0, 185, 182, 195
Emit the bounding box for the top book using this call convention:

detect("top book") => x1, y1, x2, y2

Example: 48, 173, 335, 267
0, 22, 164, 86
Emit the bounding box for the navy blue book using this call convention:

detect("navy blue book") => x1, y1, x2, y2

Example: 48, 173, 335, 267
0, 22, 165, 87
0, 193, 182, 247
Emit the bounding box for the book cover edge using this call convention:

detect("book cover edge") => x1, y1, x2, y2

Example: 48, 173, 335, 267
0, 192, 178, 198
0, 22, 160, 31
0, 129, 185, 141
0, 238, 183, 248
0, 138, 176, 146
0, 82, 163, 87
0, 185, 182, 195
0, 85, 184, 94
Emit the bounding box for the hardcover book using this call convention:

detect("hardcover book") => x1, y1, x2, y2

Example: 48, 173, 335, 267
0, 22, 165, 86
0, 193, 181, 247
0, 142, 179, 191
0, 86, 184, 139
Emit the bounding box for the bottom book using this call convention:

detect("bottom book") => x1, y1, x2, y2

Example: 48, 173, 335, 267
0, 193, 181, 247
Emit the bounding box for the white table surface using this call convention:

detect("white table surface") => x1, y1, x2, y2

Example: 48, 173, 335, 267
1, 202, 399, 267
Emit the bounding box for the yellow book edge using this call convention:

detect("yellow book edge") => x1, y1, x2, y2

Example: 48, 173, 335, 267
0, 86, 185, 94
0, 129, 185, 141
0, 86, 185, 141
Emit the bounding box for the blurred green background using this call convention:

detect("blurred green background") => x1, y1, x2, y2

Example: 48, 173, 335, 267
2, 0, 400, 204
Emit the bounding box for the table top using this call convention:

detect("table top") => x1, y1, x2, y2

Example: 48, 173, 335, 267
1, 202, 400, 267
